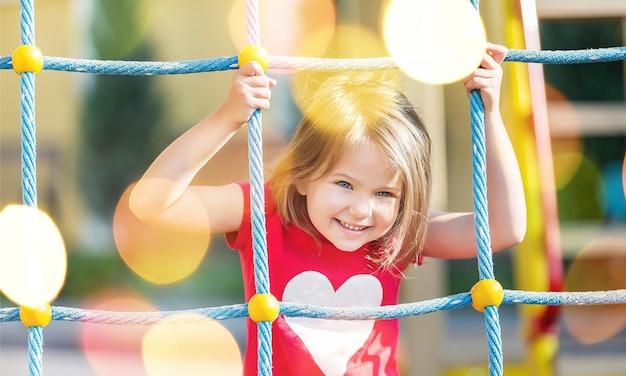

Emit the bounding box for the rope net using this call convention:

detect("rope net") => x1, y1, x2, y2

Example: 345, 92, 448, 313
1, 0, 626, 375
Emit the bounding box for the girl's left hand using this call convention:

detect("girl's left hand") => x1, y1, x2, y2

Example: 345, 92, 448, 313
463, 43, 508, 113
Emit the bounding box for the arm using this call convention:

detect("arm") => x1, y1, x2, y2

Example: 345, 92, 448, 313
129, 62, 276, 234
423, 43, 527, 259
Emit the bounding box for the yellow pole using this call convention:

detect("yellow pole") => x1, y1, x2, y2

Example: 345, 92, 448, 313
502, 1, 563, 375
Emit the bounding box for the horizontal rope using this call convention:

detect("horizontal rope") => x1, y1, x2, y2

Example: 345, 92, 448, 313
1, 289, 624, 325
1, 47, 625, 75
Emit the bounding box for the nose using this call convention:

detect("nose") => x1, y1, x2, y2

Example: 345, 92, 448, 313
349, 195, 372, 219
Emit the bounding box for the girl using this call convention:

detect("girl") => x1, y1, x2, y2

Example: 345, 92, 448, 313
131, 43, 526, 375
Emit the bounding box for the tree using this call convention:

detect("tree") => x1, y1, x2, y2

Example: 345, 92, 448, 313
79, 0, 167, 222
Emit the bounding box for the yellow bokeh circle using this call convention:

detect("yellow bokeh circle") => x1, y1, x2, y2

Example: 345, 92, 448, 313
382, 0, 486, 84
114, 183, 210, 285
227, 0, 336, 57
143, 314, 242, 375
0, 205, 67, 307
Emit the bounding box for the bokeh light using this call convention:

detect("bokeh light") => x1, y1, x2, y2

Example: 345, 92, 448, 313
291, 24, 400, 129
546, 84, 584, 189
228, 0, 336, 57
143, 314, 242, 375
382, 0, 486, 84
0, 205, 66, 307
564, 237, 626, 344
114, 183, 210, 285
552, 151, 586, 191
79, 292, 155, 376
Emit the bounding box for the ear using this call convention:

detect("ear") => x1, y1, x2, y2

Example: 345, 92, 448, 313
295, 182, 307, 195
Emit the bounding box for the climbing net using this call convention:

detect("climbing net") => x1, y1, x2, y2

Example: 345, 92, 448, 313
1, 0, 626, 375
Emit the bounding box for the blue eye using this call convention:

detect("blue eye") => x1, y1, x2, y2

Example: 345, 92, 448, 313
376, 191, 392, 197
336, 181, 352, 189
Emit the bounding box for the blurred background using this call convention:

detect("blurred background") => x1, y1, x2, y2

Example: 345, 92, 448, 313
1, 0, 625, 375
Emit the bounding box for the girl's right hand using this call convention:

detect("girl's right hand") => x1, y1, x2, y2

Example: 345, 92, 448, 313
217, 61, 277, 129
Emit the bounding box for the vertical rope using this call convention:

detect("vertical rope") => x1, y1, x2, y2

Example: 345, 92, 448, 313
469, 6, 504, 376
27, 327, 44, 376
468, 4, 503, 373
21, 71, 37, 208
244, 0, 261, 45
468, 30, 504, 376
470, 87, 503, 376
20, 0, 35, 45
243, 1, 272, 375
469, 93, 494, 281
19, 0, 44, 375
484, 306, 504, 376
248, 109, 273, 376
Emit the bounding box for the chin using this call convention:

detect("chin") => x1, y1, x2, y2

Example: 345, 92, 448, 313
332, 242, 365, 253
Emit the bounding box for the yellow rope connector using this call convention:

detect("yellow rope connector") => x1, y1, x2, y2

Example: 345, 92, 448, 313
238, 44, 269, 72
20, 304, 52, 327
248, 293, 280, 322
12, 45, 44, 74
470, 279, 504, 312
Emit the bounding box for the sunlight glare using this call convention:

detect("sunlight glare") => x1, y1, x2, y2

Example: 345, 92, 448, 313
0, 205, 66, 307
382, 0, 486, 84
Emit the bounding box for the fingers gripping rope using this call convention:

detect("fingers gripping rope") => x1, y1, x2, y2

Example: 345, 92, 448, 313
238, 39, 274, 376
469, 88, 503, 375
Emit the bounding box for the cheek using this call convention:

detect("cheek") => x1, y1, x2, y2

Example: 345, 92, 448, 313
308, 188, 342, 212
375, 202, 400, 225
305, 193, 331, 223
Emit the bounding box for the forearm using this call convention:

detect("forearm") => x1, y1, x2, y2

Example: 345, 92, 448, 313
484, 110, 527, 251
130, 108, 243, 218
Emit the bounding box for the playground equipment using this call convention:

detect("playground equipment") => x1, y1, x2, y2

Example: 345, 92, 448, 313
1, 0, 626, 375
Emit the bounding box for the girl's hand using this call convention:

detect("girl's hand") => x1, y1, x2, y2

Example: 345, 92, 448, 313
463, 43, 507, 113
217, 61, 277, 129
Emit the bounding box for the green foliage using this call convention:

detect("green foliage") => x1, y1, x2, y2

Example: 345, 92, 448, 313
79, 0, 167, 219
540, 19, 624, 102
60, 241, 244, 303
446, 250, 514, 294
90, 0, 153, 59
556, 156, 604, 222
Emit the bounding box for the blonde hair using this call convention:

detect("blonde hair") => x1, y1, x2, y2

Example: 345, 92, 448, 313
270, 72, 432, 272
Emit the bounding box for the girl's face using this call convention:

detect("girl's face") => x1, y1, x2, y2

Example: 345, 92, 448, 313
297, 141, 402, 252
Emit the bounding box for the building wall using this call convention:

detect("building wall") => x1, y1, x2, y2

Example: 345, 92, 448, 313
1, 0, 81, 243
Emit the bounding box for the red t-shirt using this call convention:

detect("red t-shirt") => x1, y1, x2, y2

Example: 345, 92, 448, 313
226, 182, 405, 376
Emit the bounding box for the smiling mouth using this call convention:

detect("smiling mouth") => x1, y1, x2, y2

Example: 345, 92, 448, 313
338, 220, 367, 231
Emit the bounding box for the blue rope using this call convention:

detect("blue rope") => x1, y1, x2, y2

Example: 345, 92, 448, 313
247, 108, 273, 374
484, 306, 503, 376
469, 87, 502, 376
247, 110, 270, 296
2, 290, 626, 325
469, 92, 494, 281
242, 1, 273, 374
19, 0, 34, 45
18, 1, 44, 375
41, 55, 238, 75
469, 0, 502, 367
2, 47, 626, 74
20, 71, 37, 208
503, 289, 626, 306
506, 46, 626, 64
27, 327, 43, 376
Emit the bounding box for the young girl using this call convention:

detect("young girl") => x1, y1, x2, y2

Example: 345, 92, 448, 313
130, 43, 526, 375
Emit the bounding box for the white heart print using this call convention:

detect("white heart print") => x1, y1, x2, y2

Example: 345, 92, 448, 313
283, 271, 383, 376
